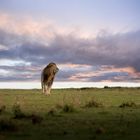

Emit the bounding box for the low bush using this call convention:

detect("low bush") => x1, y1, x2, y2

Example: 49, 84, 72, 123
119, 101, 137, 108
12, 103, 26, 119
104, 86, 109, 89
47, 108, 57, 116
30, 114, 43, 125
84, 100, 103, 108
96, 127, 105, 134
62, 104, 76, 113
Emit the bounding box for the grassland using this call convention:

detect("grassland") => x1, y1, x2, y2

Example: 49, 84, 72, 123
0, 87, 140, 140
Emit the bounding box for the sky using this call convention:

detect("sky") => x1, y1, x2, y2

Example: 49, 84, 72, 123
0, 0, 140, 87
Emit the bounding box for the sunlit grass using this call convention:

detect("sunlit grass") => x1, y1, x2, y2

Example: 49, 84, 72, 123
0, 88, 140, 140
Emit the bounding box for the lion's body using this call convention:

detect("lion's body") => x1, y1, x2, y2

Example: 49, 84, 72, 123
41, 63, 59, 95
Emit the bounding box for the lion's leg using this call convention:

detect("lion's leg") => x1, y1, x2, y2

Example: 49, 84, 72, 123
47, 80, 53, 95
41, 71, 45, 94
41, 81, 43, 93
44, 84, 47, 95
47, 85, 52, 95
44, 84, 50, 95
42, 83, 45, 94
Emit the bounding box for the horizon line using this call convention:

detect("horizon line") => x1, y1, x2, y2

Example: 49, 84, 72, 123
0, 81, 140, 89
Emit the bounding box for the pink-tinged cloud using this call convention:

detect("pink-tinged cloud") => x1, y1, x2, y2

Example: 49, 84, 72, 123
67, 66, 140, 82
0, 12, 89, 45
0, 13, 57, 45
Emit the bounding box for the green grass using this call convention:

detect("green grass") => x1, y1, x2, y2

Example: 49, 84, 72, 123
0, 88, 140, 140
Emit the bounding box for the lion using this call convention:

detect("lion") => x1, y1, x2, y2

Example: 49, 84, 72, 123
41, 62, 59, 95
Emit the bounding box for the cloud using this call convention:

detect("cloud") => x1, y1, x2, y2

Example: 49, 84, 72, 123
0, 12, 140, 82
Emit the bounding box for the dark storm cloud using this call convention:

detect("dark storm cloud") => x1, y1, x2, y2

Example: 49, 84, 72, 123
32, 30, 140, 72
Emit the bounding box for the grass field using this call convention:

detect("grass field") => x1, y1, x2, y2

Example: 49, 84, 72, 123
0, 87, 140, 140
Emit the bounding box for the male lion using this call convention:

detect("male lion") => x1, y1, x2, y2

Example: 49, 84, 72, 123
41, 62, 59, 95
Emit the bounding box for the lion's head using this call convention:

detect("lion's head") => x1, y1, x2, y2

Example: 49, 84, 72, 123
46, 62, 59, 75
